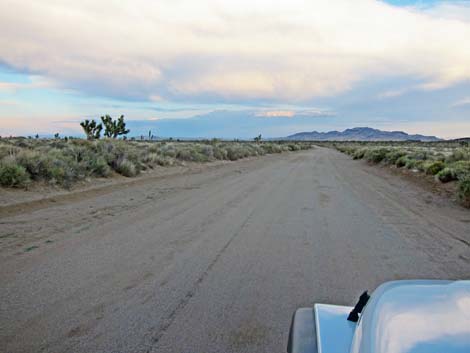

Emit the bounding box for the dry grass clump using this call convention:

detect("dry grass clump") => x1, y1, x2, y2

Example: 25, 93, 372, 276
0, 138, 312, 188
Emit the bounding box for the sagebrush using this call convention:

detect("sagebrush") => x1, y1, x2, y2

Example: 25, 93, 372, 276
332, 141, 470, 208
0, 138, 312, 188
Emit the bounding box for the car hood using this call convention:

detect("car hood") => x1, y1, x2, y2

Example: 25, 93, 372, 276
350, 280, 470, 353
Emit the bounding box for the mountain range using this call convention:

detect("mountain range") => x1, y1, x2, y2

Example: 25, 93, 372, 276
284, 127, 441, 141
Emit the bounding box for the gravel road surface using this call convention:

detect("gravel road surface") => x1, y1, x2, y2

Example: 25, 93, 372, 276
1, 147, 469, 353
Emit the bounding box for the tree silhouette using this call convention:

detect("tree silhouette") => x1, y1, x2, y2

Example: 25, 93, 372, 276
80, 119, 103, 140
101, 115, 130, 138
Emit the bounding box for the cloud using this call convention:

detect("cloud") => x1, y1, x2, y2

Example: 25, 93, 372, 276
420, 1, 470, 21
377, 88, 411, 99
1, 0, 470, 103
377, 290, 470, 353
452, 97, 470, 107
255, 110, 296, 118
254, 108, 334, 118
0, 76, 54, 93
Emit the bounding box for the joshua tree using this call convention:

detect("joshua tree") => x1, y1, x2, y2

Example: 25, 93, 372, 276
54, 133, 60, 139
101, 115, 114, 138
101, 115, 130, 138
116, 115, 130, 138
80, 119, 103, 140
254, 134, 262, 143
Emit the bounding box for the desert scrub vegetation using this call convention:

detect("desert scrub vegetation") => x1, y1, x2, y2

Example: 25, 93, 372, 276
333, 141, 470, 208
0, 138, 312, 188
458, 176, 470, 207
0, 158, 30, 187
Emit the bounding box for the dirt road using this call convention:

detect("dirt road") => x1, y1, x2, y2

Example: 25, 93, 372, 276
1, 147, 469, 353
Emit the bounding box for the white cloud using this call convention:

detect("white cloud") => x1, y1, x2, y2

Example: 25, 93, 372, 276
1, 0, 470, 102
254, 108, 334, 118
421, 1, 470, 22
452, 97, 470, 107
255, 110, 296, 118
377, 88, 411, 99
378, 292, 470, 353
0, 76, 55, 93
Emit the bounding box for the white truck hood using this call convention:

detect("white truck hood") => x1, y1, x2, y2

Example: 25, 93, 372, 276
314, 304, 355, 353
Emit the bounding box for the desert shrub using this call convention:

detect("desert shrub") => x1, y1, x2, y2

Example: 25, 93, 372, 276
158, 156, 173, 166
200, 145, 214, 158
41, 154, 78, 186
279, 145, 290, 153
98, 141, 142, 173
433, 153, 446, 162
159, 144, 177, 158
395, 156, 409, 168
0, 159, 30, 187
175, 148, 192, 161
115, 159, 137, 177
385, 150, 407, 164
17, 149, 77, 186
37, 155, 61, 180
414, 160, 427, 172
192, 150, 209, 162
48, 165, 67, 184
436, 168, 457, 183
148, 144, 159, 153
409, 151, 429, 161
353, 148, 367, 160
332, 141, 470, 206
257, 145, 267, 155
288, 143, 301, 151
212, 145, 228, 160
225, 146, 245, 161
0, 145, 21, 159
457, 176, 470, 208
15, 150, 42, 177
405, 158, 418, 169
446, 148, 470, 163
14, 139, 30, 148
0, 139, 308, 188
247, 144, 266, 156
364, 148, 389, 164
144, 153, 172, 167
336, 146, 357, 155
424, 161, 445, 175
176, 147, 209, 162
450, 161, 470, 179
88, 157, 111, 177
261, 143, 283, 154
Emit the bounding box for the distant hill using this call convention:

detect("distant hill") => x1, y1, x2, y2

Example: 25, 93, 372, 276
449, 137, 470, 143
284, 127, 442, 141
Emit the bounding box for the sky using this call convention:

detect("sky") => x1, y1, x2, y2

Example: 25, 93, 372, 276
0, 0, 469, 139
